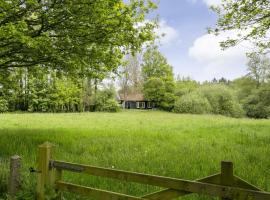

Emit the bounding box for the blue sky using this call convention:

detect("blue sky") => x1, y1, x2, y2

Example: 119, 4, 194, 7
150, 0, 248, 81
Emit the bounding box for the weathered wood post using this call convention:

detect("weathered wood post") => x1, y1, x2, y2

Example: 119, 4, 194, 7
220, 161, 234, 200
8, 155, 21, 198
36, 142, 55, 200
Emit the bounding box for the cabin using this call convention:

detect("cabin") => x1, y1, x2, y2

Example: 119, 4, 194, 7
118, 94, 155, 109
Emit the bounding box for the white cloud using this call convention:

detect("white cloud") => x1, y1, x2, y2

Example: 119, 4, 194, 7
188, 31, 252, 80
187, 0, 221, 7
155, 20, 181, 46
202, 0, 221, 6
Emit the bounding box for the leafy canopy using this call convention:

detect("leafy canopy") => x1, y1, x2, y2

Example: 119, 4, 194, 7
211, 0, 270, 52
0, 0, 156, 75
141, 46, 175, 110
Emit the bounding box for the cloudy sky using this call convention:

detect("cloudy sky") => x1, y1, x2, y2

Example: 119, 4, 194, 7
151, 0, 249, 81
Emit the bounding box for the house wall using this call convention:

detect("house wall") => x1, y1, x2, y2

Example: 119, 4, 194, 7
120, 100, 155, 109
125, 101, 137, 109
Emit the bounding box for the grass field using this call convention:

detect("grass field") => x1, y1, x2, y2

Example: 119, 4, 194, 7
0, 110, 270, 199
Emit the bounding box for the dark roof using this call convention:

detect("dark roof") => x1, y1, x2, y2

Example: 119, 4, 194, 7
119, 93, 145, 101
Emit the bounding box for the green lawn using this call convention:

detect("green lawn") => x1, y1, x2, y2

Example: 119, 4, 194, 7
0, 111, 270, 199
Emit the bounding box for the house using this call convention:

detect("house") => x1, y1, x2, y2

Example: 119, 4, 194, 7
118, 93, 155, 109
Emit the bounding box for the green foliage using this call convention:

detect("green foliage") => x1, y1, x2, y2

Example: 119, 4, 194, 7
142, 46, 175, 110
142, 46, 174, 81
143, 77, 175, 111
173, 92, 211, 114
0, 0, 156, 73
95, 86, 120, 113
100, 99, 121, 113
118, 53, 143, 97
175, 78, 199, 97
0, 97, 8, 113
243, 84, 270, 119
199, 84, 244, 118
231, 77, 257, 102
0, 66, 123, 113
211, 0, 270, 52
246, 52, 270, 86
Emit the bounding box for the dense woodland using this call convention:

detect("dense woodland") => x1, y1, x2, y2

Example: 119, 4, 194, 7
0, 45, 269, 119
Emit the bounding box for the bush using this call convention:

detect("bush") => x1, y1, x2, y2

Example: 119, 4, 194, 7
199, 84, 244, 118
95, 86, 120, 113
173, 92, 211, 114
243, 86, 270, 118
244, 103, 269, 119
0, 98, 8, 113
98, 99, 120, 113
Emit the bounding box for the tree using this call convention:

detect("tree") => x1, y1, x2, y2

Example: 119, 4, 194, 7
199, 84, 244, 118
141, 46, 175, 110
243, 83, 270, 118
231, 76, 257, 102
95, 84, 120, 112
142, 46, 174, 81
0, 0, 156, 74
175, 77, 199, 97
247, 52, 270, 87
211, 0, 270, 52
118, 53, 143, 97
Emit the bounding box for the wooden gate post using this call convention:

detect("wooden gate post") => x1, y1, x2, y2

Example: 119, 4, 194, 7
36, 142, 54, 200
220, 161, 234, 200
8, 155, 21, 198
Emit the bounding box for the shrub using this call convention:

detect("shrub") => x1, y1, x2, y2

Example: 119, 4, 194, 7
0, 98, 8, 113
95, 86, 120, 113
243, 86, 270, 119
99, 99, 120, 113
199, 84, 244, 118
173, 92, 211, 114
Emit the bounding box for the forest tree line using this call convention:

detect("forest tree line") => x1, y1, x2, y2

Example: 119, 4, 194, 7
0, 45, 269, 118
119, 48, 270, 119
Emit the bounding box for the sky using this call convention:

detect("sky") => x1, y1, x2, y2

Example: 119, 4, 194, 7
151, 0, 249, 82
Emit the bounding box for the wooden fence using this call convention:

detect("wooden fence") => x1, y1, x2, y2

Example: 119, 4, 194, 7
36, 142, 270, 200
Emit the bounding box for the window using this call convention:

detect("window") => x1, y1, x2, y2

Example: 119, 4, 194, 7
147, 102, 152, 108
137, 102, 145, 109
141, 102, 145, 108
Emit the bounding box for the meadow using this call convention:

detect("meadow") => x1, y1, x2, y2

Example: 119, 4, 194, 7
0, 111, 270, 199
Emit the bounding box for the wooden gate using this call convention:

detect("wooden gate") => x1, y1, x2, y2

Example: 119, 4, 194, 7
36, 142, 270, 200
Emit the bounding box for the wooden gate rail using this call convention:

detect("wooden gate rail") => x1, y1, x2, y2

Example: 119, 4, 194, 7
36, 142, 270, 200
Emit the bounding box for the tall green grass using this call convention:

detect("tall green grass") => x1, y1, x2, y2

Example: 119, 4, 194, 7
0, 111, 269, 199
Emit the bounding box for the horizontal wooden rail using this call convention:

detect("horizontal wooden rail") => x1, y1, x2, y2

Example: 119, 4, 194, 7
141, 173, 221, 199
56, 181, 144, 200
37, 143, 270, 200
50, 160, 270, 200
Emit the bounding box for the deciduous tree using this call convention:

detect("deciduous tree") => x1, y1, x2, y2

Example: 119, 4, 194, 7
211, 0, 270, 52
141, 46, 175, 110
0, 0, 156, 75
